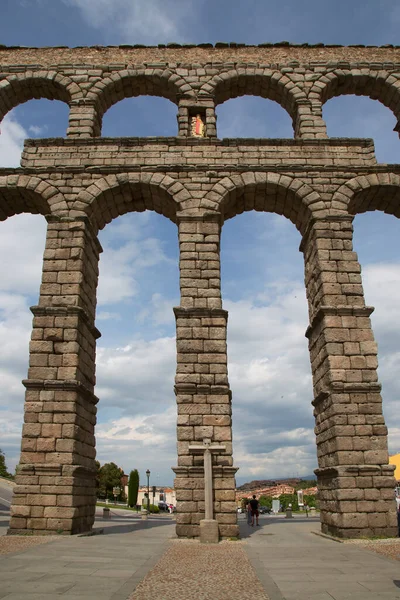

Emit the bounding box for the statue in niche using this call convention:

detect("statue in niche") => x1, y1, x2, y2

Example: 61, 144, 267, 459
191, 113, 205, 137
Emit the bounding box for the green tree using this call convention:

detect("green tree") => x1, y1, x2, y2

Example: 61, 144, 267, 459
98, 462, 124, 497
259, 495, 273, 509
304, 494, 317, 509
0, 450, 10, 478
279, 493, 299, 511
128, 469, 139, 507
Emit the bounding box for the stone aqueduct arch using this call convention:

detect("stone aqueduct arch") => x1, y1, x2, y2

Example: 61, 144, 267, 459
1, 43, 400, 539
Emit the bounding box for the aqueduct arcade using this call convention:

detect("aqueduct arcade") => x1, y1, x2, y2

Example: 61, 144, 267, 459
2, 42, 400, 539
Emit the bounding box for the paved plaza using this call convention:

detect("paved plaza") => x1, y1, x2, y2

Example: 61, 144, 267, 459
1, 493, 400, 600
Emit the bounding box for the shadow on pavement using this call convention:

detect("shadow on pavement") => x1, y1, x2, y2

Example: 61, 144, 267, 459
93, 515, 174, 536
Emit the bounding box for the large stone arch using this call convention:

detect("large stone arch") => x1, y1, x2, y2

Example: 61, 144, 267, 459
0, 72, 80, 124
333, 172, 400, 217
74, 173, 189, 230
309, 69, 400, 124
208, 172, 323, 234
86, 69, 194, 133
200, 69, 307, 129
0, 175, 66, 220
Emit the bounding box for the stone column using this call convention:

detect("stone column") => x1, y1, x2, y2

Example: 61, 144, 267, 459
67, 99, 101, 138
301, 215, 397, 538
295, 100, 328, 139
172, 214, 238, 539
9, 216, 102, 535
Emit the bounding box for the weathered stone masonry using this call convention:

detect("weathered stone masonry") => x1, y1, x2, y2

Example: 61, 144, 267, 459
2, 43, 400, 538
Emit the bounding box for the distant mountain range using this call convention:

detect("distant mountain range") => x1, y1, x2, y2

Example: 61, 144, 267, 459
237, 476, 316, 491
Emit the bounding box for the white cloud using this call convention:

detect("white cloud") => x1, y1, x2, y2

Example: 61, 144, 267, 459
28, 124, 47, 136
0, 215, 46, 295
0, 113, 26, 167
98, 228, 174, 306
64, 0, 195, 43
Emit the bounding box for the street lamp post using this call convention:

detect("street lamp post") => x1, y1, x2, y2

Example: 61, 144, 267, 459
146, 469, 150, 513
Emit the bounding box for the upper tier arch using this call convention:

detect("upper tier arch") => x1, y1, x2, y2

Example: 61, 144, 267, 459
0, 72, 80, 123
86, 70, 194, 131
208, 173, 322, 234
0, 175, 66, 220
200, 69, 307, 125
73, 173, 188, 230
333, 173, 400, 218
309, 70, 400, 123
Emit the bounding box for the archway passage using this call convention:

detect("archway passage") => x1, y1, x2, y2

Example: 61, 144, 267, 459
101, 96, 178, 137
324, 95, 400, 164
214, 173, 318, 234
78, 175, 180, 231
216, 96, 294, 139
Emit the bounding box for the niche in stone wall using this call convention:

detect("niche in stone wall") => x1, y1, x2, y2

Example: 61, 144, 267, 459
101, 96, 177, 137
323, 95, 400, 163
216, 96, 294, 139
0, 99, 69, 167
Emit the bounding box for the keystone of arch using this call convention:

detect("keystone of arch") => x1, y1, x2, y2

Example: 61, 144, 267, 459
333, 172, 400, 215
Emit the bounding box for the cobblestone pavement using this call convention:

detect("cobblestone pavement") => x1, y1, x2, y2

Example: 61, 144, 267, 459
344, 537, 400, 562
129, 540, 269, 600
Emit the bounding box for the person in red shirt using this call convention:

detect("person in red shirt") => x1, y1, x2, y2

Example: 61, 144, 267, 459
249, 495, 260, 526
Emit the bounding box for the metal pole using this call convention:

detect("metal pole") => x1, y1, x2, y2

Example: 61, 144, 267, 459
204, 448, 213, 520
146, 470, 150, 513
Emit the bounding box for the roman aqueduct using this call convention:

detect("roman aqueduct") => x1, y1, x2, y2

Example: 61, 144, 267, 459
1, 42, 400, 539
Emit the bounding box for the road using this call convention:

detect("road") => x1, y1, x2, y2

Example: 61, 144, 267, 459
0, 477, 13, 511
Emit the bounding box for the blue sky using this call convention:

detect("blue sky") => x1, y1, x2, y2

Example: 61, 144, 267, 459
1, 0, 400, 488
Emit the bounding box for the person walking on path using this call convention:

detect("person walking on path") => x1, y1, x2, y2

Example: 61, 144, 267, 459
249, 495, 260, 527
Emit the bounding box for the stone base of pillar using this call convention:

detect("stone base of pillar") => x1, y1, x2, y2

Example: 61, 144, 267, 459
173, 465, 238, 539
8, 464, 96, 536
317, 465, 398, 539
200, 519, 219, 543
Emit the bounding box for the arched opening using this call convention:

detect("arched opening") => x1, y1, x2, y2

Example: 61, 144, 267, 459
102, 96, 178, 137
351, 203, 400, 472
0, 99, 69, 167
0, 213, 47, 475
216, 96, 294, 139
323, 95, 400, 163
94, 210, 179, 494
221, 211, 314, 487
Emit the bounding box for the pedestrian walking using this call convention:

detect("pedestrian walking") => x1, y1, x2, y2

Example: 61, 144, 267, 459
249, 495, 260, 526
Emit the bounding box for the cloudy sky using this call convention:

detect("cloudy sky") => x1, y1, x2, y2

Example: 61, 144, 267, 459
1, 0, 400, 488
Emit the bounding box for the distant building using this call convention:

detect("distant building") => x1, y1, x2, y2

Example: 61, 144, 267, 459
124, 485, 176, 507
236, 483, 296, 503
390, 454, 400, 481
